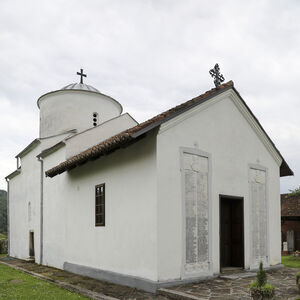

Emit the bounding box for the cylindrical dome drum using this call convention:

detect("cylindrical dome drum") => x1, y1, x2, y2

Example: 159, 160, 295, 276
37, 83, 123, 138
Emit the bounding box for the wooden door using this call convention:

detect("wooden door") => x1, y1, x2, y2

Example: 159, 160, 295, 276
29, 231, 35, 257
220, 197, 244, 268
220, 199, 231, 267
231, 200, 244, 267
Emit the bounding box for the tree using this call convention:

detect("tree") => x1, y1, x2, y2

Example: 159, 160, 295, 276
285, 186, 300, 198
0, 190, 7, 234
257, 261, 267, 287
249, 262, 275, 299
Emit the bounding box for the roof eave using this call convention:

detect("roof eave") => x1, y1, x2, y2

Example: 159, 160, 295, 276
15, 139, 41, 158
132, 84, 234, 139
280, 160, 294, 177
37, 141, 66, 159
231, 86, 293, 177
45, 133, 135, 177
5, 168, 21, 180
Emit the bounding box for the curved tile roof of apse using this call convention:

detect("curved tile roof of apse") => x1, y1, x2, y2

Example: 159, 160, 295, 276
45, 81, 293, 178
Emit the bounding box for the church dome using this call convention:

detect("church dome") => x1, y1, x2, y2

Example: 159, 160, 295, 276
38, 70, 123, 138
62, 83, 100, 93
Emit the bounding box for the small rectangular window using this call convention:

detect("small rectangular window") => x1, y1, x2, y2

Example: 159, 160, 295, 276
95, 183, 105, 226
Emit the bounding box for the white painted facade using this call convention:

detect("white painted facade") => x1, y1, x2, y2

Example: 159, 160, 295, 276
6, 82, 289, 291
156, 90, 281, 281
42, 131, 157, 280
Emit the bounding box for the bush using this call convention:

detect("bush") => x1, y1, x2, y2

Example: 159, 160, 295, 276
0, 240, 8, 254
260, 284, 275, 297
296, 272, 300, 291
250, 282, 275, 299
249, 262, 275, 299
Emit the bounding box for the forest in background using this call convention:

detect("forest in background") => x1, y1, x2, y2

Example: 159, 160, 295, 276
0, 190, 7, 234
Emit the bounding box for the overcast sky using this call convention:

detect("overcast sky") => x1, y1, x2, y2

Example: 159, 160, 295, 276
0, 0, 299, 192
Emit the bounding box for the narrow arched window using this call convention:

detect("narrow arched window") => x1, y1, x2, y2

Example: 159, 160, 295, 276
93, 112, 98, 127
95, 184, 105, 226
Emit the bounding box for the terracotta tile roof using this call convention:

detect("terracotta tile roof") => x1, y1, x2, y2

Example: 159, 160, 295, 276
281, 194, 300, 217
45, 81, 293, 178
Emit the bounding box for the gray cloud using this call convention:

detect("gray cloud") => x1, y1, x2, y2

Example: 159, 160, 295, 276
0, 0, 299, 192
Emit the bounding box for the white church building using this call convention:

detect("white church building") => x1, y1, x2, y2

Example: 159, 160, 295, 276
6, 69, 293, 292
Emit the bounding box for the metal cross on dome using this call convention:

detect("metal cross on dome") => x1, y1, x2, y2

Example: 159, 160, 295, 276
77, 68, 87, 84
209, 63, 225, 88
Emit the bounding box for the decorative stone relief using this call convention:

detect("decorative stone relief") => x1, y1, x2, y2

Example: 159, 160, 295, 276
183, 152, 209, 273
250, 168, 268, 268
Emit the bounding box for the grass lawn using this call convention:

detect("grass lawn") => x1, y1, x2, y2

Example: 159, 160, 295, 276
0, 261, 89, 299
282, 255, 300, 268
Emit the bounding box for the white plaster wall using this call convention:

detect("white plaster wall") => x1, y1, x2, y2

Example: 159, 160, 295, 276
9, 145, 41, 262
66, 113, 138, 158
156, 90, 281, 281
43, 131, 158, 280
41, 147, 67, 269
40, 131, 75, 151
8, 133, 70, 263
39, 90, 122, 138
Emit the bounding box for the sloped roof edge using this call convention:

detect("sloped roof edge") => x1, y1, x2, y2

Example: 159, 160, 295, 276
231, 86, 293, 177
5, 168, 21, 180
16, 139, 41, 158
45, 81, 293, 178
37, 141, 66, 159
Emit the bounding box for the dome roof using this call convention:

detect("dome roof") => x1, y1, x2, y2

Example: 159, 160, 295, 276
62, 83, 100, 93
37, 81, 123, 111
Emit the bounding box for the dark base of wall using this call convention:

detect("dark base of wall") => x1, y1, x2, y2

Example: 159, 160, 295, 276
248, 264, 284, 272
63, 262, 214, 293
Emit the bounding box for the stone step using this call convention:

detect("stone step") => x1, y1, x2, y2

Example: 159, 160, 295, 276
219, 272, 256, 280
24, 257, 35, 263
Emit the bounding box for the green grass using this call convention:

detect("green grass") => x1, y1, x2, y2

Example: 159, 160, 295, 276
282, 255, 300, 268
0, 262, 90, 299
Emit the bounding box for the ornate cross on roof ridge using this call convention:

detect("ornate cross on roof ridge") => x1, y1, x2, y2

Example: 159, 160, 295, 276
77, 68, 87, 84
209, 63, 225, 88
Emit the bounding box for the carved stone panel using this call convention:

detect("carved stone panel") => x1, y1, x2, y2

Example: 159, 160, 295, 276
183, 152, 209, 273
250, 168, 268, 268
